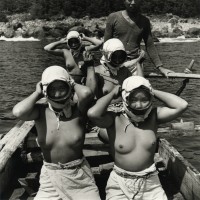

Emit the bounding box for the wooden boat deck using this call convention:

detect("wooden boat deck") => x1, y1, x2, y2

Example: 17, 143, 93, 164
1, 121, 200, 200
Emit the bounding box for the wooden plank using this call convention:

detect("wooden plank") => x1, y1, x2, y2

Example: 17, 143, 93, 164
83, 149, 109, 157
145, 72, 200, 79
86, 132, 98, 138
0, 121, 35, 172
158, 138, 200, 200
0, 120, 24, 151
91, 162, 114, 175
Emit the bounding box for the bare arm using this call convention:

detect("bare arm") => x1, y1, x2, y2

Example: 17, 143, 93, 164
143, 20, 174, 77
12, 82, 43, 121
86, 66, 97, 95
81, 51, 97, 95
44, 40, 67, 56
74, 83, 94, 114
82, 34, 103, 51
87, 86, 121, 128
153, 89, 188, 124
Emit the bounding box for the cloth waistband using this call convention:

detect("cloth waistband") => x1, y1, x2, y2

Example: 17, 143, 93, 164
113, 163, 157, 179
108, 102, 123, 107
43, 157, 85, 170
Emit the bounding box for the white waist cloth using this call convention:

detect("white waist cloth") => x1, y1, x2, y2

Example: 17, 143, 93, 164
34, 157, 101, 200
123, 49, 145, 75
106, 163, 168, 200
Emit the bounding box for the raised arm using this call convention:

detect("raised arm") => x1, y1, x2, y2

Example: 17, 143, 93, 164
87, 86, 121, 128
80, 51, 97, 95
12, 82, 42, 121
153, 89, 188, 124
44, 39, 67, 56
81, 33, 103, 51
73, 83, 94, 114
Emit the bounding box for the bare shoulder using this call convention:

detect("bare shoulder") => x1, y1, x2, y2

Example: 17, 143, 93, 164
63, 48, 71, 54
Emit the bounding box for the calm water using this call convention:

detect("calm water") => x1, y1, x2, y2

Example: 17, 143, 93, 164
0, 40, 200, 169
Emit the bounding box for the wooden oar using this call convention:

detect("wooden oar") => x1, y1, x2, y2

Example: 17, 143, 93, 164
175, 78, 189, 96
145, 72, 200, 79
145, 59, 198, 79
176, 59, 195, 96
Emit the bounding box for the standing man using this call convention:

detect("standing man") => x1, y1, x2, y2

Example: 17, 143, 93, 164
104, 0, 174, 76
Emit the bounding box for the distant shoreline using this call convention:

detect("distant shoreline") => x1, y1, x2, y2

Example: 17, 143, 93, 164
1, 36, 200, 44
0, 14, 200, 40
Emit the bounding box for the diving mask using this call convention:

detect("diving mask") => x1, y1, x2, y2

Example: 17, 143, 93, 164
46, 80, 72, 103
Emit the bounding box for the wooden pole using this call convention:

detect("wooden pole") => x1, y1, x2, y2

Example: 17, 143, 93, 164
176, 59, 195, 96
146, 72, 200, 79
0, 120, 24, 151
0, 121, 35, 172
184, 59, 195, 73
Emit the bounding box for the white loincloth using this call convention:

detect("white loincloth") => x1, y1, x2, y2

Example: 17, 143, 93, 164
123, 49, 145, 75
106, 164, 168, 200
34, 157, 101, 200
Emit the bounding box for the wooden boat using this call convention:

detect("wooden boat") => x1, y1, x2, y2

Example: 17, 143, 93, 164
0, 120, 200, 200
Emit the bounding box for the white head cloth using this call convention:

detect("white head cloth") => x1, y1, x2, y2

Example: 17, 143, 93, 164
101, 38, 125, 76
121, 76, 153, 124
41, 65, 71, 95
66, 30, 80, 40
66, 31, 82, 57
41, 66, 73, 129
122, 76, 153, 101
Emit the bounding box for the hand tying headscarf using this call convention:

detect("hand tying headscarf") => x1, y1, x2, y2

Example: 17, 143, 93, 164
66, 31, 82, 57
41, 66, 75, 129
121, 76, 154, 125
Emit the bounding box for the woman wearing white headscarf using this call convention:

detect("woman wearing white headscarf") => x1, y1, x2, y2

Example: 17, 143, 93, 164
88, 76, 188, 200
44, 30, 103, 84
13, 66, 101, 200
94, 38, 143, 105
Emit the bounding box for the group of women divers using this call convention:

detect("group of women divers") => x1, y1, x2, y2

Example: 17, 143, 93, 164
12, 1, 188, 199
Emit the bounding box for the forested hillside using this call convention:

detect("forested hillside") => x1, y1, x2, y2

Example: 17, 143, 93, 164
0, 0, 200, 22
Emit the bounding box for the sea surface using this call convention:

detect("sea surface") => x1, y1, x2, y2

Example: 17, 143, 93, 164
0, 39, 200, 170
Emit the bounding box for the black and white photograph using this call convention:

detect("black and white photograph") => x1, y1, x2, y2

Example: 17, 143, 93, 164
0, 0, 200, 199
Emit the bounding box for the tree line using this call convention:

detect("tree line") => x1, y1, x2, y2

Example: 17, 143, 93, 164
0, 0, 199, 22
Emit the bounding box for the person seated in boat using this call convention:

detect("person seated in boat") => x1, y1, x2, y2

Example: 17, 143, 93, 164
94, 38, 144, 108
44, 30, 103, 84
86, 37, 144, 133
104, 0, 174, 77
12, 66, 101, 200
87, 76, 188, 200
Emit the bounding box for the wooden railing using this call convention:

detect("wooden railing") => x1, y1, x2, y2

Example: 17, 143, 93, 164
0, 120, 35, 172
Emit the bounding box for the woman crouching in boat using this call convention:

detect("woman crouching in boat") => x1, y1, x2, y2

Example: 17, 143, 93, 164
87, 76, 188, 200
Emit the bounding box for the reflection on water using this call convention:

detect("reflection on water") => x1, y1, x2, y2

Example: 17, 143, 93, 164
0, 40, 200, 169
